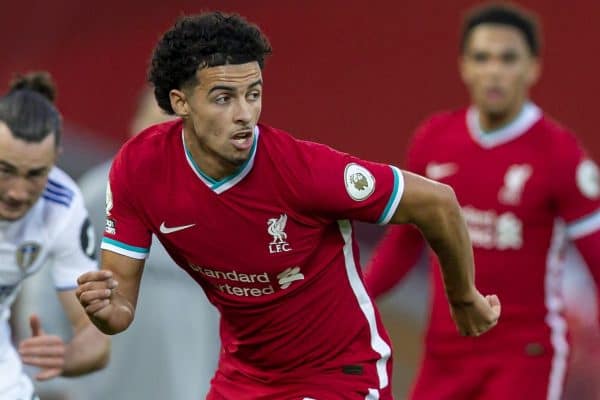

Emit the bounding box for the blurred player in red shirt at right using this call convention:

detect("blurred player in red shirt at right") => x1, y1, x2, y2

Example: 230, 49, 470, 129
365, 4, 600, 400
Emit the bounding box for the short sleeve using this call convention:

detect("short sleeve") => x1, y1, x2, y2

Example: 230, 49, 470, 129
50, 193, 98, 290
100, 151, 152, 259
552, 133, 600, 240
294, 141, 404, 225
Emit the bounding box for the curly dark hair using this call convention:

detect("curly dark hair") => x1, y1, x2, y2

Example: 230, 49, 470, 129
461, 3, 540, 56
0, 71, 62, 146
148, 11, 272, 114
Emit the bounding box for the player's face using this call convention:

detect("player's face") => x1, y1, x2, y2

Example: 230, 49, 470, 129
460, 24, 539, 121
174, 62, 262, 180
0, 122, 56, 221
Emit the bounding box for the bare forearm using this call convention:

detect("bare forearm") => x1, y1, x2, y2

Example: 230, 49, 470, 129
419, 186, 475, 302
389, 172, 500, 336
62, 323, 110, 376
90, 292, 135, 335
399, 181, 475, 303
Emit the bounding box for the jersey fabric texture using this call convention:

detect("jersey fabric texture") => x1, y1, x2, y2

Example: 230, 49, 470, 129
0, 167, 97, 399
101, 120, 404, 399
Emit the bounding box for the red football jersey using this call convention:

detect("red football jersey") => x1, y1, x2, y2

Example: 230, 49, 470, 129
368, 102, 600, 395
101, 119, 404, 399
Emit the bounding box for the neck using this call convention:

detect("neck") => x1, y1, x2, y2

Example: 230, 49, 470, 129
183, 129, 236, 181
478, 99, 528, 133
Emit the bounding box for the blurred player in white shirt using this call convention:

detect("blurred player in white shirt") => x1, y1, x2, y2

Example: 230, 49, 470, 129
0, 72, 109, 400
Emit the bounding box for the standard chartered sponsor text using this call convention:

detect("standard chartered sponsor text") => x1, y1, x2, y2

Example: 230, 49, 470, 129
189, 264, 275, 297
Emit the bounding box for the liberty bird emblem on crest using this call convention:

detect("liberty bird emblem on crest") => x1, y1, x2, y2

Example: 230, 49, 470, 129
350, 172, 369, 191
499, 164, 532, 205
267, 214, 292, 253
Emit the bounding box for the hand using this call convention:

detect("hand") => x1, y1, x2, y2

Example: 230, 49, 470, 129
449, 290, 501, 336
76, 270, 119, 321
18, 315, 65, 380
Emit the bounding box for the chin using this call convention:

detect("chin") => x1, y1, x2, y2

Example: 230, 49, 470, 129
481, 104, 511, 119
230, 152, 252, 166
231, 157, 248, 167
0, 211, 26, 222
0, 205, 31, 221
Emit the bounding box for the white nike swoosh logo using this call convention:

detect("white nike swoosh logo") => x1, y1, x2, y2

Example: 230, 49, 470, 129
426, 162, 458, 180
159, 222, 196, 234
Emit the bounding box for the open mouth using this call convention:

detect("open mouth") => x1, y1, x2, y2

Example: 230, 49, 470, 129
484, 87, 505, 101
230, 129, 254, 151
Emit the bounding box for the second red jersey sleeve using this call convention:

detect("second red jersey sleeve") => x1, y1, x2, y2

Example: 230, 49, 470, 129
550, 131, 600, 238
289, 139, 404, 224
100, 150, 152, 259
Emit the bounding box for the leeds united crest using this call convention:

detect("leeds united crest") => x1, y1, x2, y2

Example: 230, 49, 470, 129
16, 242, 42, 270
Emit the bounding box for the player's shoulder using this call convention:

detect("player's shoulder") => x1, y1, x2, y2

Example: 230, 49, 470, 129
43, 166, 83, 210
424, 108, 466, 124
534, 113, 583, 151
258, 123, 342, 158
258, 123, 300, 146
415, 108, 466, 135
35, 167, 88, 240
117, 118, 182, 162
536, 113, 577, 138
257, 123, 353, 186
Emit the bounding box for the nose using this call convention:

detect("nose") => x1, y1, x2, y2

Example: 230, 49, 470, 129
6, 177, 32, 203
484, 58, 504, 78
234, 98, 253, 125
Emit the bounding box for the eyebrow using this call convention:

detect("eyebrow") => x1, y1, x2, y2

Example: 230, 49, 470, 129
208, 79, 263, 95
0, 160, 16, 170
469, 46, 521, 54
27, 166, 50, 175
0, 160, 49, 175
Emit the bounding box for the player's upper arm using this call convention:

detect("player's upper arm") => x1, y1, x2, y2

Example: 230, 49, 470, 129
101, 150, 152, 258
550, 130, 600, 239
390, 170, 457, 225
48, 179, 99, 290
389, 113, 460, 225
287, 140, 403, 224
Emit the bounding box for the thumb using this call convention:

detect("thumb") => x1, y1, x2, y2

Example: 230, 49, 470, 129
29, 314, 44, 337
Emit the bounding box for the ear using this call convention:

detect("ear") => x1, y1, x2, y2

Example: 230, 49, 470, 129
458, 55, 470, 86
526, 57, 541, 87
169, 89, 190, 118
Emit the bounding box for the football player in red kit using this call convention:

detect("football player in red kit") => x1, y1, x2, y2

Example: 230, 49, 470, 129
365, 4, 600, 400
75, 11, 500, 399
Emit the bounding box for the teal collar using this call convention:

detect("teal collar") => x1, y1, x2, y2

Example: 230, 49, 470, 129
182, 126, 260, 194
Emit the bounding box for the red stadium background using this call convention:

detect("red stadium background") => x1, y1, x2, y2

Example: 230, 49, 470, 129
2, 0, 599, 164
3, 0, 599, 398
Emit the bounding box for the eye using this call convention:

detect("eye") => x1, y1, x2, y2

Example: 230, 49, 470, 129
0, 167, 14, 179
26, 168, 49, 182
471, 52, 489, 63
501, 52, 519, 64
28, 170, 45, 179
215, 95, 231, 105
247, 91, 261, 101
